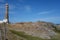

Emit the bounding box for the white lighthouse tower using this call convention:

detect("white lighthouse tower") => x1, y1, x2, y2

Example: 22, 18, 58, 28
5, 3, 9, 24
0, 3, 9, 40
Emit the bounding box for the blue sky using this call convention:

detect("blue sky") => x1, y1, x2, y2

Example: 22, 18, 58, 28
0, 0, 60, 24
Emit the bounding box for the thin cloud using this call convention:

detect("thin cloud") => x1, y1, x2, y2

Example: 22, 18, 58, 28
24, 5, 31, 12
39, 11, 49, 14
9, 4, 17, 10
17, 5, 32, 12
37, 11, 52, 15
39, 17, 60, 21
0, 0, 5, 3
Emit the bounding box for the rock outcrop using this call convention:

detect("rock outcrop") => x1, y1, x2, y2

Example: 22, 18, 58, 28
8, 22, 58, 39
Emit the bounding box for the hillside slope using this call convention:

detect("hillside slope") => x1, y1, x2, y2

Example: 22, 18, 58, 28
0, 21, 60, 40
8, 22, 60, 39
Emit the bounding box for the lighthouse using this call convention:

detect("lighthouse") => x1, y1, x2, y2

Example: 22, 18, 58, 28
0, 3, 9, 40
5, 3, 9, 24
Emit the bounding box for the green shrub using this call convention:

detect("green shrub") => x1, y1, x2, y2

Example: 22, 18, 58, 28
10, 30, 45, 40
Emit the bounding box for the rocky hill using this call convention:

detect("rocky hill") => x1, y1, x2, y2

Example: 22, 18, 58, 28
0, 21, 60, 40
8, 21, 60, 40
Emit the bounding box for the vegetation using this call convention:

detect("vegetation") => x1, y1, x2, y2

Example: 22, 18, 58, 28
10, 30, 47, 40
10, 30, 60, 40
7, 22, 60, 40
